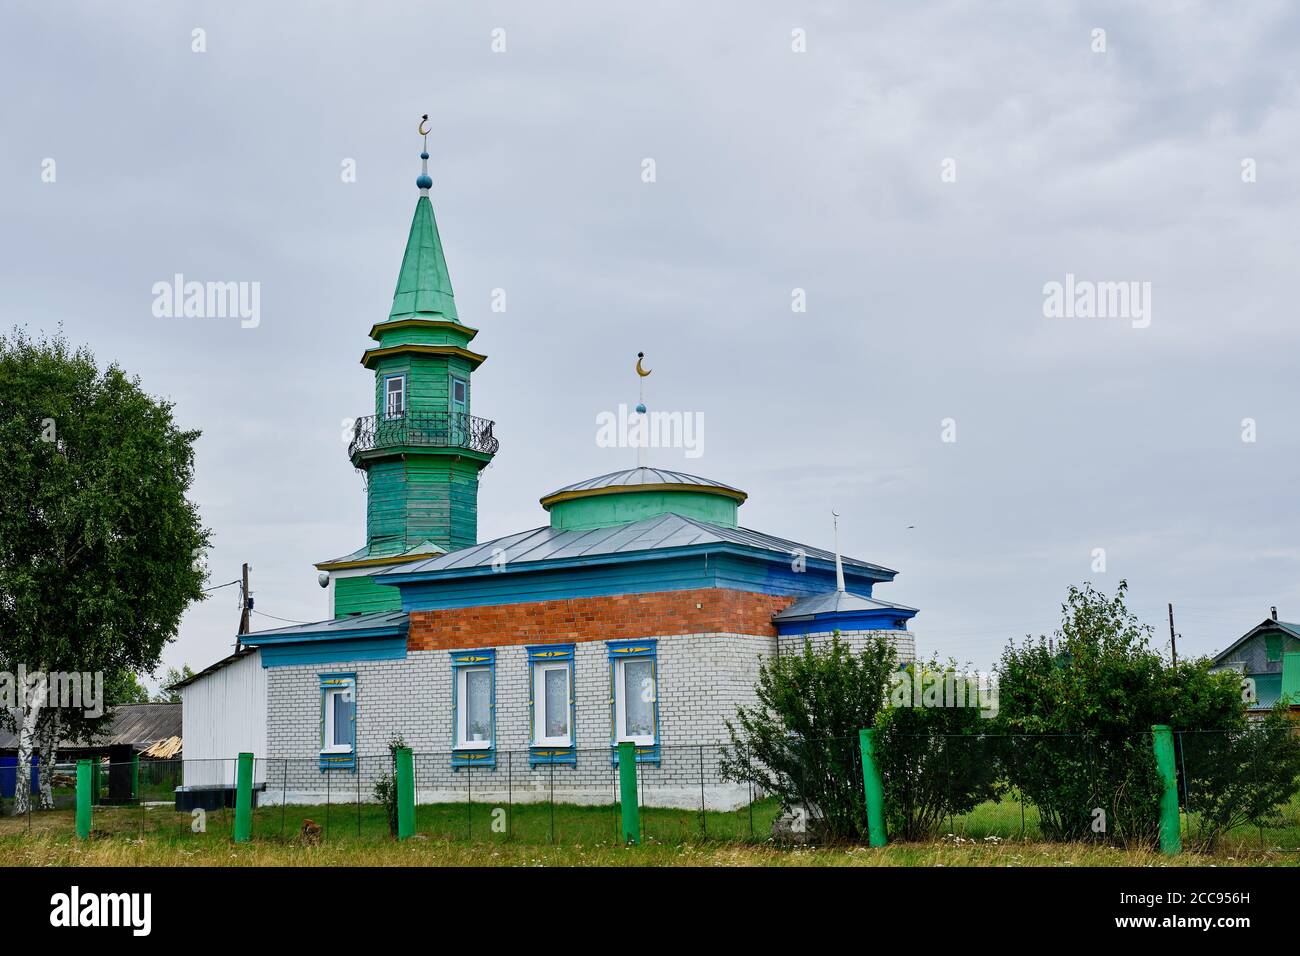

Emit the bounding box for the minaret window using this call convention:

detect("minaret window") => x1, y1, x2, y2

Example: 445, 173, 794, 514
384, 374, 406, 419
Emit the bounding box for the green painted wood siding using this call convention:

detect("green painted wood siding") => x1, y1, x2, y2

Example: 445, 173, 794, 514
373, 356, 471, 419
366, 456, 480, 553
334, 573, 402, 617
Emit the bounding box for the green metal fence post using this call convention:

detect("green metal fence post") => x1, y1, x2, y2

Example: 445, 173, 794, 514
858, 728, 887, 847
75, 759, 92, 839
233, 752, 254, 843
131, 754, 140, 802
396, 747, 415, 840
1151, 724, 1181, 856
618, 742, 640, 845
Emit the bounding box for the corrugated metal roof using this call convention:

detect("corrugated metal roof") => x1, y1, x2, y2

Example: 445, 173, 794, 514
773, 590, 918, 621
379, 512, 896, 578
240, 609, 408, 641
0, 703, 181, 753
542, 467, 744, 498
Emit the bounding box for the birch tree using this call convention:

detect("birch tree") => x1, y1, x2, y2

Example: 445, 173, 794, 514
0, 329, 208, 814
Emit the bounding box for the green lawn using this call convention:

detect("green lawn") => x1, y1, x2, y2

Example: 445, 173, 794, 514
3, 792, 1298, 865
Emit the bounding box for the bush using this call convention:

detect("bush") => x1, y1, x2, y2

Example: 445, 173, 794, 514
1179, 707, 1300, 851
875, 658, 1003, 841
719, 634, 896, 842
995, 580, 1251, 846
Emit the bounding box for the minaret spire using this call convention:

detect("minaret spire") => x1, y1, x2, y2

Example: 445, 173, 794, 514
416, 113, 433, 195
635, 351, 652, 468
832, 510, 846, 593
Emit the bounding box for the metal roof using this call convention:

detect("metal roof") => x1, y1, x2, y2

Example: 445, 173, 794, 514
773, 590, 918, 622
239, 609, 408, 642
542, 467, 745, 499
379, 511, 896, 578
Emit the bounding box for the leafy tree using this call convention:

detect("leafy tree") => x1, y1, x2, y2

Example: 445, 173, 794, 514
107, 671, 153, 705
875, 658, 1003, 840
720, 634, 896, 842
153, 664, 195, 703
0, 328, 208, 812
995, 580, 1247, 846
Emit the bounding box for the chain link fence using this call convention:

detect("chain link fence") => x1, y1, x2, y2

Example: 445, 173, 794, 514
3, 729, 1297, 852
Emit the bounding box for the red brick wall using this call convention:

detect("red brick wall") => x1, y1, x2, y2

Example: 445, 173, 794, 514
407, 588, 798, 652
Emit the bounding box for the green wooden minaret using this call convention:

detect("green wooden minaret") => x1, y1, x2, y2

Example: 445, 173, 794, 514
317, 120, 498, 616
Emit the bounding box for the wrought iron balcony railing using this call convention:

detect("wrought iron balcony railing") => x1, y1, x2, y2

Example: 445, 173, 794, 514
349, 412, 499, 459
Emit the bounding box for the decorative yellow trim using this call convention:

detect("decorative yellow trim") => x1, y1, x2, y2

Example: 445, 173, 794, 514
540, 482, 747, 509
367, 318, 478, 342
315, 551, 441, 572
360, 344, 487, 370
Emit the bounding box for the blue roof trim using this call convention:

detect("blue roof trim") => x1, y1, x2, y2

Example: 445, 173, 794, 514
392, 549, 882, 613
262, 636, 406, 668
774, 609, 916, 636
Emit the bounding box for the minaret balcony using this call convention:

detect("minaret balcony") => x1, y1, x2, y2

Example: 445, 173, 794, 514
349, 412, 499, 461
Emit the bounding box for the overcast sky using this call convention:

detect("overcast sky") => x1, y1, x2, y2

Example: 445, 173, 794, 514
3, 1, 1298, 685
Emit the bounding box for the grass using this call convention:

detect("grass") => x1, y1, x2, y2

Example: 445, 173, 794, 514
1, 794, 1298, 866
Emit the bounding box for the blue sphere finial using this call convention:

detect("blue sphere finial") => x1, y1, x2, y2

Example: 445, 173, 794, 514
636, 402, 647, 414
416, 173, 433, 190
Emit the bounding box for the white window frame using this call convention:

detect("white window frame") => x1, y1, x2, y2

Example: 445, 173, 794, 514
384, 374, 406, 419
322, 684, 354, 754
614, 657, 656, 746
456, 666, 493, 750
533, 662, 572, 747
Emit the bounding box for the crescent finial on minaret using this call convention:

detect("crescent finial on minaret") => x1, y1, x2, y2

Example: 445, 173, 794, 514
416, 114, 433, 194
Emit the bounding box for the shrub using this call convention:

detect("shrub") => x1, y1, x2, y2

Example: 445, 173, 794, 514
875, 658, 1003, 840
719, 634, 896, 842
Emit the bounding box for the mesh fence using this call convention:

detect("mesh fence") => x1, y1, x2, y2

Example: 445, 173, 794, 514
2, 729, 1297, 851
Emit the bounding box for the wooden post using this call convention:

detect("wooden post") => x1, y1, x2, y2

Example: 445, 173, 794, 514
233, 752, 254, 842
618, 742, 640, 845
396, 747, 415, 840
75, 760, 92, 839
1152, 725, 1181, 856
859, 728, 887, 847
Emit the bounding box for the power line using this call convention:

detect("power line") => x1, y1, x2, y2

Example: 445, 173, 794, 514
252, 608, 313, 626
202, 579, 240, 593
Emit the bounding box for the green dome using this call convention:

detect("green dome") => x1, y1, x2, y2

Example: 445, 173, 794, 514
540, 467, 747, 531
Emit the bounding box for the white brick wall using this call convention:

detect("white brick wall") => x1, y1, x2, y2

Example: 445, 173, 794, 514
260, 632, 779, 809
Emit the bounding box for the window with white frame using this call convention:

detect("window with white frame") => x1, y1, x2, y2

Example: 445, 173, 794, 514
533, 661, 572, 747
614, 655, 656, 746
384, 374, 406, 419
321, 678, 355, 753
456, 666, 493, 749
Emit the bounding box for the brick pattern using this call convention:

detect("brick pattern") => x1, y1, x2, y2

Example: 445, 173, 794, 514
407, 588, 797, 651
778, 629, 916, 663
261, 631, 780, 809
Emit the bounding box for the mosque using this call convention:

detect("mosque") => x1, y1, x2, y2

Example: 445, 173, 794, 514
182, 127, 919, 808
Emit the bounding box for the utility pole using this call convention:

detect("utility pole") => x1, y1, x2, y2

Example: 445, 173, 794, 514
1167, 603, 1178, 666
236, 562, 252, 651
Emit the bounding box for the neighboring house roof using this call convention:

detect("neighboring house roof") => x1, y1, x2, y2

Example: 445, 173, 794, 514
773, 590, 919, 622
378, 511, 897, 580
1211, 618, 1300, 667
0, 703, 182, 754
